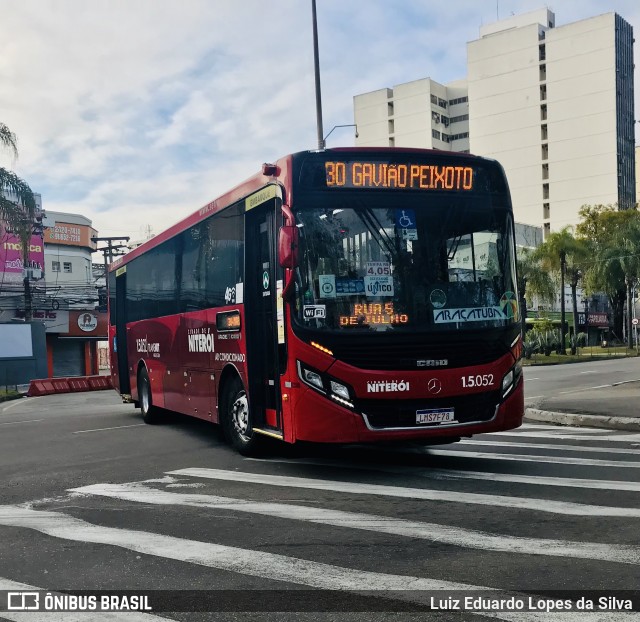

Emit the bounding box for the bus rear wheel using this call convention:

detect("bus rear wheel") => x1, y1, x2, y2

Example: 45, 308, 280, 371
138, 368, 161, 424
222, 377, 263, 456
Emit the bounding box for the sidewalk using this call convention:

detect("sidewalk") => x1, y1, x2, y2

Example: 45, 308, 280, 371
525, 380, 640, 431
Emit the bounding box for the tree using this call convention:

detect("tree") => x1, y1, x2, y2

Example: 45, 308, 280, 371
535, 227, 588, 354
516, 247, 555, 335
0, 122, 38, 320
577, 204, 639, 343
587, 215, 640, 348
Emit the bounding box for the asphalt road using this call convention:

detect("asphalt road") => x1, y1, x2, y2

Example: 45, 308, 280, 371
524, 356, 640, 405
1, 391, 639, 621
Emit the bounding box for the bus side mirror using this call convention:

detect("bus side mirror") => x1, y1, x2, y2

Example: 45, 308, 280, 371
278, 225, 299, 268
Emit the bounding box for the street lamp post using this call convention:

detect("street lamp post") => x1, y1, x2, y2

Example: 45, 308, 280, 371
311, 0, 324, 150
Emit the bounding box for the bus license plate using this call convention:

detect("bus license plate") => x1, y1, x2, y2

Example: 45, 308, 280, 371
416, 408, 455, 425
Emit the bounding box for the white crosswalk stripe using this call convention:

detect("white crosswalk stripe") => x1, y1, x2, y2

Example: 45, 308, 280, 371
424, 448, 640, 468
1, 423, 638, 620
70, 482, 640, 564
169, 468, 640, 517
245, 457, 640, 492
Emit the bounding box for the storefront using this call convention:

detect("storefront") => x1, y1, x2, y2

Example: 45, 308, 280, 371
0, 309, 107, 377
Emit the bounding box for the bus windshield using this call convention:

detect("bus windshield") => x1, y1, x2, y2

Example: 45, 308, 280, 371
292, 194, 518, 334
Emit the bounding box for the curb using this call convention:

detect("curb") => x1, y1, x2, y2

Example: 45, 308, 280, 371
525, 408, 640, 432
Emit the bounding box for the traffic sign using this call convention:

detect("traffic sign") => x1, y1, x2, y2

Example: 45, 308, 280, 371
632, 318, 639, 326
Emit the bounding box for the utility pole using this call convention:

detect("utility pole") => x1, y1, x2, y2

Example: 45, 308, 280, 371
311, 0, 324, 150
91, 236, 130, 265
91, 236, 130, 310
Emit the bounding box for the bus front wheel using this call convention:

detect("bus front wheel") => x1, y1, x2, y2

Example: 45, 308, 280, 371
138, 368, 161, 424
222, 377, 263, 456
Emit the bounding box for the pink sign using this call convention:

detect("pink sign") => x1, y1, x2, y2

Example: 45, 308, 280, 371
0, 228, 45, 283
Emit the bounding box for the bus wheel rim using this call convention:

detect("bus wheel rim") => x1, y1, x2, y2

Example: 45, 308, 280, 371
141, 379, 150, 413
231, 391, 250, 440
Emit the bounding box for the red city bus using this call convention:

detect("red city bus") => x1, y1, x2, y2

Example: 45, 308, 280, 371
109, 148, 524, 455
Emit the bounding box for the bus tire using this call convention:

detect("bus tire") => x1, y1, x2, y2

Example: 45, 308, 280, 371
222, 376, 263, 456
138, 367, 161, 424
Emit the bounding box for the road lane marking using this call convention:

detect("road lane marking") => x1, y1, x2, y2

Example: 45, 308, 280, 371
245, 458, 640, 492
461, 439, 640, 456
579, 371, 598, 374
71, 482, 640, 565
524, 396, 544, 400
493, 430, 640, 442
0, 505, 490, 594
0, 399, 32, 413
0, 577, 174, 621
424, 448, 640, 468
169, 468, 640, 518
73, 424, 145, 434
0, 419, 44, 426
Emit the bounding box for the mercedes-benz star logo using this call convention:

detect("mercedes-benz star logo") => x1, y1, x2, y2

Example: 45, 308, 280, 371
427, 378, 442, 394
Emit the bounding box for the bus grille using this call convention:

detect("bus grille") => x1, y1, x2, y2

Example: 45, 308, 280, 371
356, 390, 500, 430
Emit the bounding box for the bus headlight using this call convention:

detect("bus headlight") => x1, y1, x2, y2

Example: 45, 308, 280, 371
502, 370, 514, 396
298, 362, 325, 392
502, 360, 523, 398
330, 380, 350, 400
297, 360, 354, 409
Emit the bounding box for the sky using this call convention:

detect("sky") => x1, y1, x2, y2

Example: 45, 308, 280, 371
1, 0, 639, 247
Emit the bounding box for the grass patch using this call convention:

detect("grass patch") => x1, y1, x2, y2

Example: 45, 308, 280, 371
524, 348, 639, 366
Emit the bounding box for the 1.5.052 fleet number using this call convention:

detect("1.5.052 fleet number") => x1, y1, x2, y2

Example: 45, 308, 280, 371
461, 374, 494, 388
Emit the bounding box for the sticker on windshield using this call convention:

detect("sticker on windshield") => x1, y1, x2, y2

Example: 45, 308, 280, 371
336, 278, 365, 295
429, 289, 447, 309
303, 305, 326, 320
365, 261, 391, 276
364, 275, 394, 297
395, 209, 418, 240
319, 274, 336, 298
500, 291, 518, 319
433, 306, 508, 324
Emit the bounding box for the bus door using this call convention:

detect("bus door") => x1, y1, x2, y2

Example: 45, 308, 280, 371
115, 269, 131, 395
244, 200, 282, 434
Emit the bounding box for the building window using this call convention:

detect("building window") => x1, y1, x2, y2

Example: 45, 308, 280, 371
542, 144, 549, 160
437, 98, 447, 109
388, 137, 395, 147
539, 44, 546, 61
539, 64, 546, 81
388, 119, 394, 134
540, 84, 547, 101
52, 261, 60, 272
450, 114, 469, 123
544, 222, 551, 238
543, 183, 550, 200
450, 132, 469, 141
63, 262, 72, 273
541, 124, 548, 140
540, 104, 547, 121
441, 134, 450, 143
430, 94, 438, 105
432, 129, 441, 140
543, 203, 550, 220
542, 163, 549, 180
448, 96, 468, 106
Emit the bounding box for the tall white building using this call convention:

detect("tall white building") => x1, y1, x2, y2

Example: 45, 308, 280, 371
468, 8, 635, 234
353, 8, 635, 234
354, 78, 470, 152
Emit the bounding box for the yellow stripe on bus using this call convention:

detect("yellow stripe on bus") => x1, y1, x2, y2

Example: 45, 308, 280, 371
245, 185, 278, 211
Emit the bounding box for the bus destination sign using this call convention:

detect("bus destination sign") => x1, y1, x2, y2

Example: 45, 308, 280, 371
325, 161, 474, 191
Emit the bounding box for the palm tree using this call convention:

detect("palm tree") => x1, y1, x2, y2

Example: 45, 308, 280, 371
1, 122, 38, 320
535, 227, 586, 354
590, 218, 640, 348
516, 247, 555, 335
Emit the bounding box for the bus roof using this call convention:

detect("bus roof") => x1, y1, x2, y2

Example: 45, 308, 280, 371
109, 147, 497, 272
